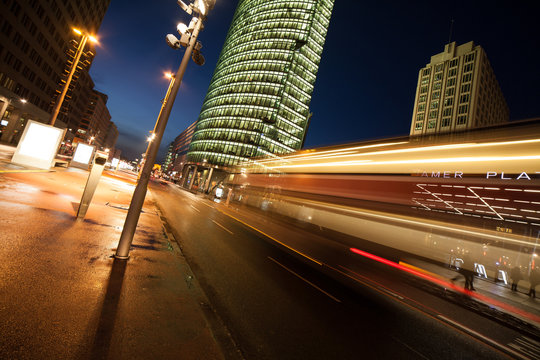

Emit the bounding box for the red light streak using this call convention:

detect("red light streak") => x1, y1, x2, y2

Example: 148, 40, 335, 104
349, 247, 540, 323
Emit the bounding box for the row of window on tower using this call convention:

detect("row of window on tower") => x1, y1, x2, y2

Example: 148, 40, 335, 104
415, 51, 477, 131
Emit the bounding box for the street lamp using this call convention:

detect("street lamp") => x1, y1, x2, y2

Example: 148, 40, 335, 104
49, 28, 98, 127
115, 0, 215, 259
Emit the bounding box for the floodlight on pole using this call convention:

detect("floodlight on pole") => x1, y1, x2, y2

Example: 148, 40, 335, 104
177, 22, 188, 34
177, 0, 192, 14
194, 0, 216, 15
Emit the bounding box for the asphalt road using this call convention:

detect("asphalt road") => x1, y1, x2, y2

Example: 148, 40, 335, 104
150, 181, 535, 360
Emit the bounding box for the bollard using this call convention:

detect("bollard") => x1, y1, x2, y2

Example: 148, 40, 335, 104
77, 151, 108, 219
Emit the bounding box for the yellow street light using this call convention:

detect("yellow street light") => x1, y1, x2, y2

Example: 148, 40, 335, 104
49, 28, 98, 126
73, 28, 98, 44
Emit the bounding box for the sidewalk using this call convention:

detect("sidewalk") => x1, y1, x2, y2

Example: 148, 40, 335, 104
0, 145, 236, 359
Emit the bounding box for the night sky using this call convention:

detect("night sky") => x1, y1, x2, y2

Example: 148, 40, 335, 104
89, 0, 540, 161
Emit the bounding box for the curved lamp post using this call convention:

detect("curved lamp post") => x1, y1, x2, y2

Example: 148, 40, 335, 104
115, 0, 216, 259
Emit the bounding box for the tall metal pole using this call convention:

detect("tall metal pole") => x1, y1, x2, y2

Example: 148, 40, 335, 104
50, 34, 88, 126
137, 77, 176, 181
115, 17, 204, 259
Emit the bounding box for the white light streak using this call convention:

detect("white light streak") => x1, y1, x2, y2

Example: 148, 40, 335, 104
467, 187, 504, 220
417, 184, 463, 214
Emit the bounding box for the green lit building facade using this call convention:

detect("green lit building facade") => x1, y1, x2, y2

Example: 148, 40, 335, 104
186, 0, 334, 167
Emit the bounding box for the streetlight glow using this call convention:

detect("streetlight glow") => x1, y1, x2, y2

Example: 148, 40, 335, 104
164, 72, 174, 79
197, 1, 206, 15
73, 27, 98, 43
177, 22, 188, 34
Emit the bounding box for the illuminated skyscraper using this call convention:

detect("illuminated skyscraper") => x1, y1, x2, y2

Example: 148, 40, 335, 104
186, 0, 334, 167
410, 41, 508, 136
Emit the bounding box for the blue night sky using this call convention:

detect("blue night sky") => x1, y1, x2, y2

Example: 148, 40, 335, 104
89, 0, 540, 161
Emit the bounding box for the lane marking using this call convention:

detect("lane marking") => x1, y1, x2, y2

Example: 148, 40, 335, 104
0, 169, 51, 173
437, 315, 529, 360
391, 336, 430, 360
207, 203, 322, 266
190, 205, 200, 212
212, 219, 233, 235
268, 256, 341, 303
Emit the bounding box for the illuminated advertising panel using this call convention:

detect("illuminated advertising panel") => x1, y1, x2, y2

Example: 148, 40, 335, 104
70, 143, 95, 170
11, 120, 65, 169
72, 143, 94, 165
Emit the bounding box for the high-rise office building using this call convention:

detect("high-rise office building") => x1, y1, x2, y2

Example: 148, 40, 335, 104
186, 0, 335, 168
0, 0, 110, 144
164, 121, 197, 174
103, 121, 118, 152
410, 41, 508, 136
85, 90, 113, 149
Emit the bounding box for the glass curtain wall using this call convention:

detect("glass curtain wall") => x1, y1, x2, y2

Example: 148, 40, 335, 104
186, 0, 334, 167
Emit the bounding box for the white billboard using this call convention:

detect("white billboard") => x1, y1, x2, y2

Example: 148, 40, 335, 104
11, 120, 65, 169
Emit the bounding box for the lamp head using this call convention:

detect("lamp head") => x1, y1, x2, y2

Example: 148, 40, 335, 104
166, 34, 181, 49
194, 0, 216, 15
177, 22, 188, 34
177, 0, 193, 14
